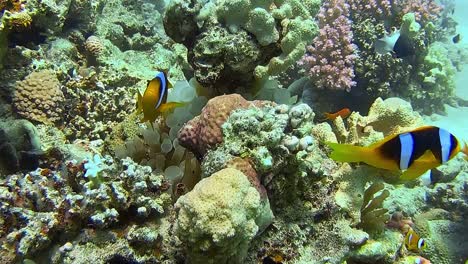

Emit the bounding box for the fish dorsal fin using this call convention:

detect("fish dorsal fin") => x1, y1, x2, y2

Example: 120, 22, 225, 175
369, 126, 437, 148
161, 70, 173, 89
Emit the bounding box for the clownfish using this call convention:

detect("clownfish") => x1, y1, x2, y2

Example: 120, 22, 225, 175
326, 126, 468, 181
321, 108, 351, 121
136, 71, 186, 126
404, 228, 426, 252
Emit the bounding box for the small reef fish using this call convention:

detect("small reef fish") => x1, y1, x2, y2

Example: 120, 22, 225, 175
321, 108, 351, 121
374, 30, 415, 58
136, 71, 185, 126
326, 126, 468, 181
453, 33, 461, 44
405, 228, 427, 251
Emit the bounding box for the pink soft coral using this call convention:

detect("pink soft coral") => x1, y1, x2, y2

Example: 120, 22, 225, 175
298, 0, 357, 91
400, 0, 442, 25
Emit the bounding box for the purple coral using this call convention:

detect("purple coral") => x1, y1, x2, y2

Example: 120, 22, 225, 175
347, 0, 394, 21
400, 0, 442, 25
348, 0, 442, 26
298, 0, 357, 91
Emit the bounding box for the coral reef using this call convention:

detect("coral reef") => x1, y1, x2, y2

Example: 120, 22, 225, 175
0, 156, 171, 260
178, 94, 271, 159
0, 119, 41, 174
164, 0, 320, 91
0, 1, 467, 264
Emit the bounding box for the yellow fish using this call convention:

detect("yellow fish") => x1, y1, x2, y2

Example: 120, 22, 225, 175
326, 126, 468, 181
136, 71, 185, 126
404, 228, 427, 251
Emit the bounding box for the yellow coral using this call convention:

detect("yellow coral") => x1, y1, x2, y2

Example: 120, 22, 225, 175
0, 0, 25, 13
3, 11, 32, 30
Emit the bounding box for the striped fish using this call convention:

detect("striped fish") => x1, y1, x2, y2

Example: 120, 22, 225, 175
326, 126, 467, 181
404, 228, 426, 251
136, 71, 185, 127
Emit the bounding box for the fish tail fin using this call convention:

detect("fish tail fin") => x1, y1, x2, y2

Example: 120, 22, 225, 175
461, 141, 468, 161
325, 142, 370, 163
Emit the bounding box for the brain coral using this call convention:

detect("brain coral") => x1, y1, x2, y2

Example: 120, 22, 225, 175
13, 70, 65, 124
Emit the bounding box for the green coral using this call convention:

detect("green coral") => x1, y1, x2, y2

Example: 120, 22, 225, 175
358, 182, 390, 233
164, 0, 320, 90
414, 42, 457, 113
255, 17, 317, 79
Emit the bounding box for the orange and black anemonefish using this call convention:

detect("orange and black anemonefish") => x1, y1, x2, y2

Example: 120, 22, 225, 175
404, 228, 427, 252
136, 71, 186, 127
326, 126, 468, 181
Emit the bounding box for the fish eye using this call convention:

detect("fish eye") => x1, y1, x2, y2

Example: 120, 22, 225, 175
418, 238, 425, 248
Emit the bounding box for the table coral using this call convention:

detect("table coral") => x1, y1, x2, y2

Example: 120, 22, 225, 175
12, 70, 65, 124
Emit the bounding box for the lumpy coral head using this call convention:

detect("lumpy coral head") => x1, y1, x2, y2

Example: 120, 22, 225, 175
178, 94, 269, 159
175, 168, 273, 264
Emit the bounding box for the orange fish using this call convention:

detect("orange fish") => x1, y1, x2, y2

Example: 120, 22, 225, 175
136, 71, 185, 127
321, 108, 351, 121
404, 228, 427, 251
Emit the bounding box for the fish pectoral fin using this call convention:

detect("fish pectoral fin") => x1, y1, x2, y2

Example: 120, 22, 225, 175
136, 91, 143, 114
399, 166, 432, 181
399, 152, 437, 181
158, 102, 186, 113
